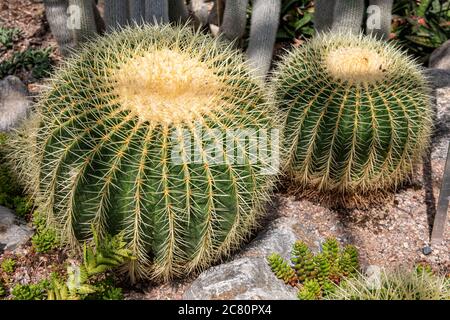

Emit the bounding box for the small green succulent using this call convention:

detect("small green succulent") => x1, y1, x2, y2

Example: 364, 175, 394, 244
298, 279, 322, 300
0, 26, 20, 50
31, 211, 59, 253
1, 258, 16, 274
11, 280, 50, 300
268, 237, 362, 300
47, 231, 132, 300
86, 277, 124, 300
0, 281, 6, 297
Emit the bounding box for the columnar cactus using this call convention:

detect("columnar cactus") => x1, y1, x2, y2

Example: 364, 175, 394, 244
43, 0, 78, 56
220, 0, 281, 78
314, 0, 394, 40
332, 0, 365, 34
273, 32, 432, 198
10, 25, 279, 282
44, 0, 189, 56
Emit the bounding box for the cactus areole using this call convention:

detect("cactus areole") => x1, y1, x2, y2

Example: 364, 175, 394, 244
273, 33, 432, 196
25, 25, 280, 281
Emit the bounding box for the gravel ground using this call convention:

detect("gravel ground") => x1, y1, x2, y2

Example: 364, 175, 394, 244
0, 0, 61, 93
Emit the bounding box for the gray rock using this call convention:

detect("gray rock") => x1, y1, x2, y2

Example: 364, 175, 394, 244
424, 68, 450, 89
424, 68, 450, 136
241, 217, 297, 260
0, 76, 31, 132
0, 206, 33, 252
183, 216, 315, 300
429, 40, 450, 71
183, 257, 298, 300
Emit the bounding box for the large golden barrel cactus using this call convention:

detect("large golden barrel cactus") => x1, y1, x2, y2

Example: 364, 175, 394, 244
273, 33, 432, 198
10, 25, 280, 281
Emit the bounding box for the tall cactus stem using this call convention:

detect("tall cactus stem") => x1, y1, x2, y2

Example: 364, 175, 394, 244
246, 0, 281, 78
144, 0, 169, 24
43, 0, 77, 56
208, 0, 225, 26
68, 0, 98, 43
367, 0, 393, 40
332, 0, 365, 34
104, 0, 129, 30
129, 0, 146, 25
220, 0, 249, 42
314, 0, 336, 33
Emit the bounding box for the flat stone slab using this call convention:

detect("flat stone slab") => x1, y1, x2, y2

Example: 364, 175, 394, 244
183, 257, 298, 300
0, 205, 33, 252
183, 216, 308, 300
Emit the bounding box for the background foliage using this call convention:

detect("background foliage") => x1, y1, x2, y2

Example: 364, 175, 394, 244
276, 0, 450, 64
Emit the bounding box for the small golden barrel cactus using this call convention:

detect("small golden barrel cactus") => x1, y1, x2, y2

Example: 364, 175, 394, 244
273, 33, 432, 197
11, 25, 280, 281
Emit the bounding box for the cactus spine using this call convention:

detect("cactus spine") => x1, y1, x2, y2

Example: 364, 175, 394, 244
11, 25, 279, 282
273, 32, 432, 198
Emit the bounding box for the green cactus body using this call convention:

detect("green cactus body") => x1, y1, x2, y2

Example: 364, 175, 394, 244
267, 253, 297, 285
273, 33, 432, 196
11, 25, 279, 281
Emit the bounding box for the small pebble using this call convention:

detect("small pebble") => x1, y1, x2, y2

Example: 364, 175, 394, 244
422, 246, 432, 255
